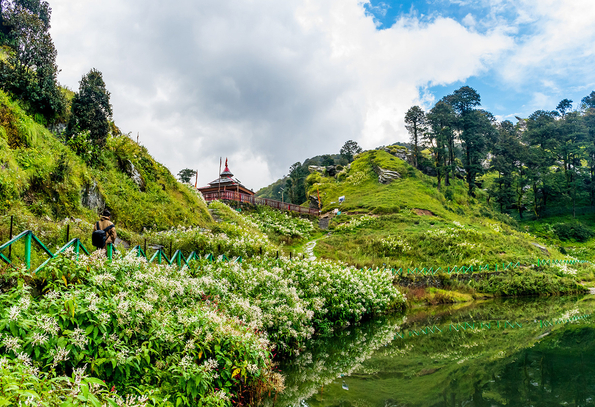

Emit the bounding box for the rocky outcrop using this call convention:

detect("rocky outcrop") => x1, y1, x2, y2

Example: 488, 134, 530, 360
308, 165, 326, 174
375, 167, 401, 184
121, 159, 146, 191
309, 195, 320, 210
81, 181, 105, 211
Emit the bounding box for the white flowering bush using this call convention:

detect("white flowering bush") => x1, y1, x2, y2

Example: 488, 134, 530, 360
0, 356, 150, 406
248, 207, 314, 239
372, 236, 412, 255
144, 223, 276, 258
0, 252, 279, 407
191, 257, 405, 352
334, 215, 376, 232
0, 246, 404, 406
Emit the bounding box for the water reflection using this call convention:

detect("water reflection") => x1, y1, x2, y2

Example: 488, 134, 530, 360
273, 296, 595, 407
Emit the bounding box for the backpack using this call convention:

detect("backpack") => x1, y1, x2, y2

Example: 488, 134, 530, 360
92, 222, 115, 248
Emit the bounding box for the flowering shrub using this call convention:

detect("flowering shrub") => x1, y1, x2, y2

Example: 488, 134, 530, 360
372, 236, 412, 255
334, 215, 376, 232
0, 246, 404, 405
144, 223, 276, 258
0, 252, 279, 406
0, 357, 149, 406
191, 257, 405, 352
248, 207, 314, 239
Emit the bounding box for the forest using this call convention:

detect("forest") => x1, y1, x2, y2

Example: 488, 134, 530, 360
403, 86, 595, 220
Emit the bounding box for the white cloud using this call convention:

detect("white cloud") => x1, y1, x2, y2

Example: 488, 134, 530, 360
50, 0, 512, 189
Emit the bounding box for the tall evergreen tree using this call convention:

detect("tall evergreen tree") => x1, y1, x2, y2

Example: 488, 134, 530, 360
0, 1, 65, 120
66, 68, 112, 147
404, 106, 427, 169
443, 86, 495, 196
426, 101, 455, 189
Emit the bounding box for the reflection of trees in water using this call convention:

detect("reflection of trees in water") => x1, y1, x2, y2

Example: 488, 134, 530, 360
462, 327, 595, 407
259, 314, 406, 407
278, 296, 595, 407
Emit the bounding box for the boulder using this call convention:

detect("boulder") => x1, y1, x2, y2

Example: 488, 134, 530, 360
375, 167, 401, 184
325, 165, 337, 177
308, 165, 326, 174
81, 181, 105, 211
309, 195, 320, 210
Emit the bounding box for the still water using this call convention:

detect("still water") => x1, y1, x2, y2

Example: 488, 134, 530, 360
272, 296, 595, 407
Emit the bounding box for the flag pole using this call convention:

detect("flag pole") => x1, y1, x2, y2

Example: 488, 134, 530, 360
218, 157, 222, 198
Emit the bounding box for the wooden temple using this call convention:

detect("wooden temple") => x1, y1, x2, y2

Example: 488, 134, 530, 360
197, 159, 254, 196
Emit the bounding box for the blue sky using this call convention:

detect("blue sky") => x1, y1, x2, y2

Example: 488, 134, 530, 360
364, 0, 595, 120
50, 0, 595, 188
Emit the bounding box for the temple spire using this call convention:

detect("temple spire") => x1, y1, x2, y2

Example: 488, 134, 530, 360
220, 158, 234, 177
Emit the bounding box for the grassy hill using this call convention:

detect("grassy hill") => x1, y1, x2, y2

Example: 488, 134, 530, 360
0, 90, 212, 250
306, 150, 592, 275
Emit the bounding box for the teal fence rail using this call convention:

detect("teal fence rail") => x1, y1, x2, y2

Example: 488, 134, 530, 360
0, 229, 244, 274
391, 258, 590, 277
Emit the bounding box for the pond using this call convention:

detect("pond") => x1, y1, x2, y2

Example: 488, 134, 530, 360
267, 295, 595, 407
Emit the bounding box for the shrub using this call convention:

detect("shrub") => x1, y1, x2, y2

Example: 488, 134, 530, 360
553, 222, 594, 242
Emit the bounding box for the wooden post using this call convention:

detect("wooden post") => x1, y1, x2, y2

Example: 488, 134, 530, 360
169, 241, 173, 258
144, 239, 147, 256
66, 224, 70, 243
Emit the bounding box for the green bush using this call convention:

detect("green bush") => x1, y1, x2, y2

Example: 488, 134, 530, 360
553, 222, 594, 242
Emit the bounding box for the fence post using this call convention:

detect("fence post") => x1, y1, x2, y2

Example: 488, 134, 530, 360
144, 239, 147, 256
169, 241, 172, 258
107, 243, 113, 260
75, 239, 80, 261
66, 224, 70, 243
8, 215, 13, 260
25, 231, 32, 270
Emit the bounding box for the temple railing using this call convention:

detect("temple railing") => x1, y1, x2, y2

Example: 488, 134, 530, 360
202, 191, 319, 216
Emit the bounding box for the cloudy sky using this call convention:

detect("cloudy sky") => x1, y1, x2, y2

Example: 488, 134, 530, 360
49, 0, 595, 190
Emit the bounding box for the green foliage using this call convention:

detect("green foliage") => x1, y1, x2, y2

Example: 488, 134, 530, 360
177, 168, 197, 184
66, 68, 112, 150
470, 266, 585, 296
248, 205, 314, 241
340, 140, 363, 163
0, 1, 65, 121
553, 221, 594, 242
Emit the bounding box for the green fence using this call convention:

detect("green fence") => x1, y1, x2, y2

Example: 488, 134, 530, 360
391, 258, 590, 277
0, 229, 243, 274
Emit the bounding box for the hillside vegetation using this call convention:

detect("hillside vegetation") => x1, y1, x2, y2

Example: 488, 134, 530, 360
0, 90, 212, 250
306, 150, 595, 290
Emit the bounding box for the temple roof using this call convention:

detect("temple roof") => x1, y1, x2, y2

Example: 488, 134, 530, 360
197, 159, 253, 193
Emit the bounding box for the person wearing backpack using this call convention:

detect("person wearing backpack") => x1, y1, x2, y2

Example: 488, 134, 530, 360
92, 209, 117, 250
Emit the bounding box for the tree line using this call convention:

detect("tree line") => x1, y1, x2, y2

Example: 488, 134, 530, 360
405, 86, 595, 218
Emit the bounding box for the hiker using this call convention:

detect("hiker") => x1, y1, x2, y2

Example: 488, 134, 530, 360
92, 209, 117, 250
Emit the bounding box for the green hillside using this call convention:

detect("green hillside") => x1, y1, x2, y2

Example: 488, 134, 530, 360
307, 150, 591, 275
0, 90, 212, 248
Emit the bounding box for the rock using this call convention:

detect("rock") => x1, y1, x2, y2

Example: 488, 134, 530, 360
123, 160, 146, 191
375, 167, 401, 184
325, 165, 337, 177
531, 242, 549, 256
308, 165, 326, 174
319, 216, 330, 230
115, 237, 130, 249
309, 195, 320, 210
81, 181, 105, 211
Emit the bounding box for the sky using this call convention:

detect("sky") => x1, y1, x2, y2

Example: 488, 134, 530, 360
49, 0, 595, 190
